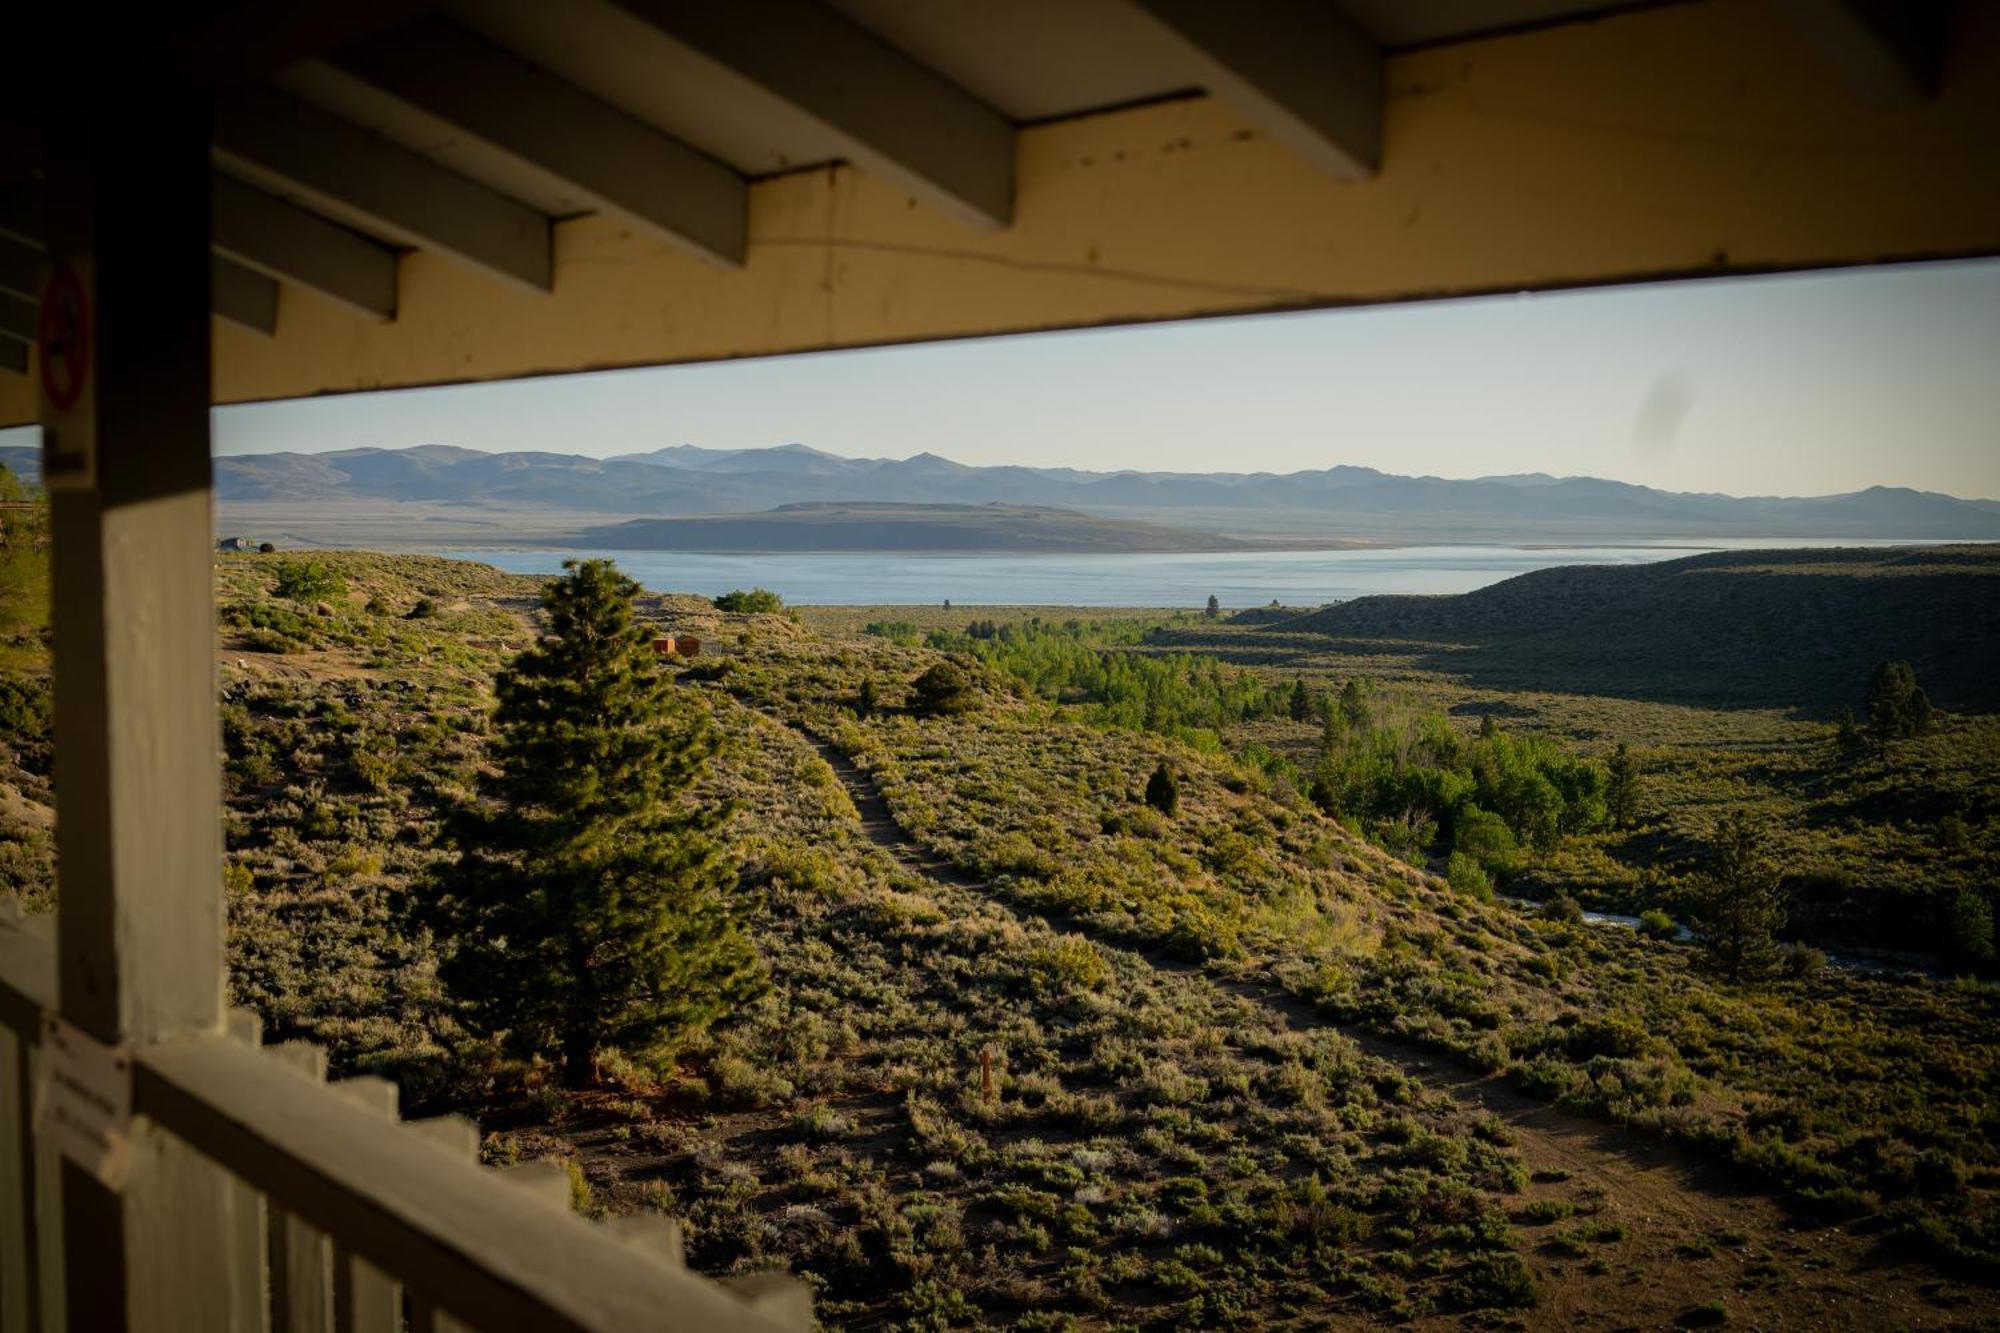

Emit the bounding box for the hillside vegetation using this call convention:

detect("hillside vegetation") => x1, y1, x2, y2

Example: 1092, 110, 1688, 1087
1, 540, 1996, 1327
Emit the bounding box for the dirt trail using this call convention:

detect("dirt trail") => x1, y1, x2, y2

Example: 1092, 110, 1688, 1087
790, 721, 1983, 1330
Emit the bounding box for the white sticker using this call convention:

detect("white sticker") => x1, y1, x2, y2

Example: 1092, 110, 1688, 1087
34, 1015, 133, 1190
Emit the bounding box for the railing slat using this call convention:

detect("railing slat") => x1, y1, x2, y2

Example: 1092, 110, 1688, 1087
268, 1044, 333, 1333
496, 1160, 572, 1212
602, 1213, 684, 1268
404, 1120, 480, 1333
29, 1043, 63, 1333
133, 1036, 795, 1333
223, 1011, 271, 1333
0, 1024, 37, 1333
329, 1079, 399, 1333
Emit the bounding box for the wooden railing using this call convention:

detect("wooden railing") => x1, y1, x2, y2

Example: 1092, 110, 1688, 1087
0, 905, 809, 1333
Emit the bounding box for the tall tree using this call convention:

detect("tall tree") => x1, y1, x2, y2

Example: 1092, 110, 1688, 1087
1865, 660, 1935, 744
1687, 812, 1785, 984
1606, 742, 1642, 830
1338, 678, 1371, 732
1288, 677, 1313, 722
429, 559, 762, 1087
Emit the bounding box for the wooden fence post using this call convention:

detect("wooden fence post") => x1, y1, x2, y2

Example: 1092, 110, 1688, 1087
41, 80, 232, 1333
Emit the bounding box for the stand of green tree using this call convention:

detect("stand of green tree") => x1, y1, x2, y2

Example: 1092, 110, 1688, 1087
1302, 688, 1610, 871
868, 616, 1289, 750
425, 560, 762, 1087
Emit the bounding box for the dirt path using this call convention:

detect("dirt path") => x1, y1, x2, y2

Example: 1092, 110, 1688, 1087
789, 721, 1985, 1329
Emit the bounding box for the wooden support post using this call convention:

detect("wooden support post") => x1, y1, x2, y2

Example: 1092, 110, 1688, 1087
41, 81, 231, 1332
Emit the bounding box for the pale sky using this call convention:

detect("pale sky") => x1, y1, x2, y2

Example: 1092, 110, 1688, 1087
9, 258, 1999, 498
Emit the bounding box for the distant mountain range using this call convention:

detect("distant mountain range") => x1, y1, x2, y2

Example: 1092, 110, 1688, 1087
4, 442, 1997, 545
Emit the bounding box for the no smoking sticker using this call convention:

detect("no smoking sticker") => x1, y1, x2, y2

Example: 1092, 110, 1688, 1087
38, 258, 97, 491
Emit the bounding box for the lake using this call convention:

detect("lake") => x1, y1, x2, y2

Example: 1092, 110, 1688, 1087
436, 538, 1932, 607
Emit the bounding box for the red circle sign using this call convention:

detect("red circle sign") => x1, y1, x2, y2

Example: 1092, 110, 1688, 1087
38, 262, 91, 415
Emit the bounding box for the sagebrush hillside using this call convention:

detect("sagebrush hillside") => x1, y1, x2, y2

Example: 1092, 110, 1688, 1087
2, 546, 1997, 1327
1279, 545, 2000, 712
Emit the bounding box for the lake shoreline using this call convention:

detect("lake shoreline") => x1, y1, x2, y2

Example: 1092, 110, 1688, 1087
377, 539, 1969, 608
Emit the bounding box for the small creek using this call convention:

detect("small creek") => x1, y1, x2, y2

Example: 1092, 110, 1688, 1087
1498, 899, 1936, 980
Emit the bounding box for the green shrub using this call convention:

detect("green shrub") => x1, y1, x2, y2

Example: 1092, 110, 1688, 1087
1780, 942, 1826, 978
1639, 908, 1679, 939
1447, 1252, 1538, 1310
1946, 888, 1995, 967
910, 662, 977, 717
1029, 936, 1109, 992
272, 559, 346, 602
1541, 894, 1583, 925
714, 588, 784, 613
1446, 851, 1492, 901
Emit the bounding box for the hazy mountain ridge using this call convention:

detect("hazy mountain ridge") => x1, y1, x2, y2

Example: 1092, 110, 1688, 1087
5, 442, 1996, 541
562, 502, 1266, 553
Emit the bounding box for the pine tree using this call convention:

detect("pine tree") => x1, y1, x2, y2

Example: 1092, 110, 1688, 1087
1865, 660, 1935, 744
1205, 594, 1220, 618
1288, 677, 1313, 722
429, 559, 762, 1088
1338, 679, 1371, 732
1606, 742, 1641, 830
1687, 812, 1785, 984
1145, 760, 1179, 815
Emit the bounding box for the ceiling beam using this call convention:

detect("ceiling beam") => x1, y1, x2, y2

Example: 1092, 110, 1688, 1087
1124, 0, 1382, 180
0, 180, 38, 246
213, 173, 398, 319
605, 0, 1015, 230
1, 217, 277, 334
327, 16, 746, 265
0, 290, 32, 342
0, 233, 42, 302
213, 86, 551, 292
1774, 0, 1950, 105
145, 1, 441, 86
211, 256, 279, 335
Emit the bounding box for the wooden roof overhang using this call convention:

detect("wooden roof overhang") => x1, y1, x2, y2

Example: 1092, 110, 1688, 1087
0, 0, 1994, 423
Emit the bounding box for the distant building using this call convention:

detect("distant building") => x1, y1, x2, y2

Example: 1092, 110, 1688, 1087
653, 635, 700, 657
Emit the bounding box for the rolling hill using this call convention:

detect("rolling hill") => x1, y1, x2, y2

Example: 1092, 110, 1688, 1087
1277, 545, 2000, 712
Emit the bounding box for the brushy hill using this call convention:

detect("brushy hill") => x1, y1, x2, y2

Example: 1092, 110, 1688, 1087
1278, 545, 2000, 713
3, 547, 1998, 1323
